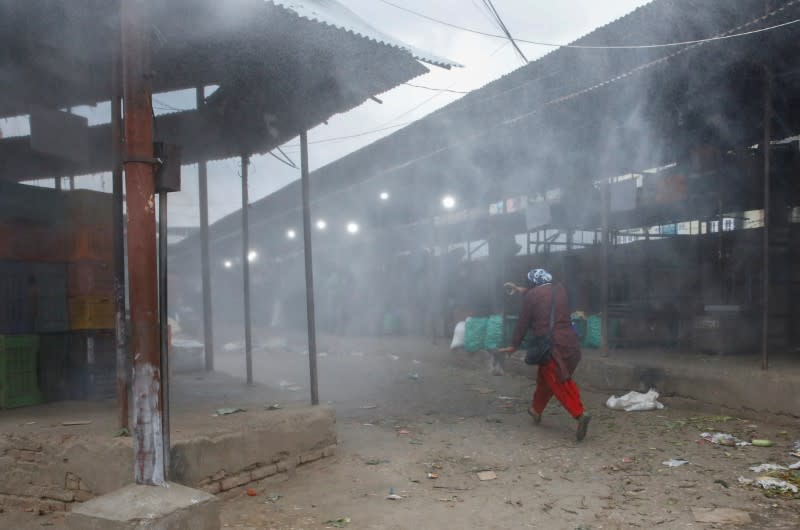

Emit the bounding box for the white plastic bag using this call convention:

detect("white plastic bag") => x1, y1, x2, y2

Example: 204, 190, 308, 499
605, 389, 664, 411
450, 321, 466, 349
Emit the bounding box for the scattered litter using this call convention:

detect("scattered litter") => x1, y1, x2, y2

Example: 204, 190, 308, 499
265, 494, 282, 503
324, 517, 351, 528
750, 464, 787, 473
714, 479, 730, 488
605, 389, 664, 412
113, 427, 131, 437
477, 471, 497, 481
700, 432, 751, 447
753, 477, 799, 493
473, 387, 494, 395
287, 386, 302, 392
427, 472, 439, 480
278, 380, 292, 388
24, 421, 36, 425
793, 440, 800, 452
365, 459, 389, 466
389, 355, 400, 361
692, 507, 752, 524
497, 396, 518, 401
397, 429, 410, 436
789, 461, 800, 470
266, 404, 281, 411
662, 458, 689, 467
62, 421, 92, 426
246, 488, 258, 497
359, 405, 377, 410
407, 373, 420, 381
386, 494, 403, 500
214, 408, 244, 416
752, 439, 775, 447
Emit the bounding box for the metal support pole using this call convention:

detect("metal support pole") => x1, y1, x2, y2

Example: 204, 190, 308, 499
761, 65, 773, 371
121, 0, 166, 486
111, 39, 128, 432
241, 155, 253, 385
197, 87, 214, 372
300, 132, 319, 405
158, 192, 170, 476
601, 180, 610, 355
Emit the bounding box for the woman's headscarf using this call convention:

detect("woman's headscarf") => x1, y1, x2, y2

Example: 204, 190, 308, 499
527, 268, 552, 287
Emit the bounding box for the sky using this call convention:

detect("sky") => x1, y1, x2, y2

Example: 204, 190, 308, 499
3, 0, 652, 228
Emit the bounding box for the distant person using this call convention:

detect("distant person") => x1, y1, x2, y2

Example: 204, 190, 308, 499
499, 269, 591, 441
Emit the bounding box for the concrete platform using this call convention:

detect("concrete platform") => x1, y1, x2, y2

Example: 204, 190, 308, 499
66, 483, 218, 530
0, 372, 337, 513
503, 347, 800, 417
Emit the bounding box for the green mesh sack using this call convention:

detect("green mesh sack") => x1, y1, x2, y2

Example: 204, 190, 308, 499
464, 317, 488, 352
584, 315, 602, 349
483, 314, 505, 350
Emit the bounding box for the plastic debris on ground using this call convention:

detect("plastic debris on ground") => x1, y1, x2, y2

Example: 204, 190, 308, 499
324, 517, 351, 528
605, 389, 664, 411
738, 476, 800, 494
477, 471, 497, 481
266, 404, 281, 411
246, 488, 257, 497
214, 408, 244, 416
752, 439, 774, 447
407, 372, 420, 381
700, 432, 751, 447
662, 458, 689, 467
450, 321, 466, 350
692, 507, 752, 524
265, 494, 282, 503
750, 464, 787, 473
789, 461, 800, 470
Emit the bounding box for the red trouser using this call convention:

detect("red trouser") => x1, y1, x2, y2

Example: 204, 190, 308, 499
531, 358, 584, 419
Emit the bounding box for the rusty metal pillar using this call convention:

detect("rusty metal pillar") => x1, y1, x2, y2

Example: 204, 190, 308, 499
121, 0, 166, 486
111, 37, 129, 431
761, 65, 773, 371
300, 132, 319, 405
241, 155, 254, 385
197, 87, 214, 372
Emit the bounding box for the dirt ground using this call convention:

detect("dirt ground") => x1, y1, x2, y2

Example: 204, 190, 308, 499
4, 336, 800, 529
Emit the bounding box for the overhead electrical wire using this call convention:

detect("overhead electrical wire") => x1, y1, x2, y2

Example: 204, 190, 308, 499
403, 83, 468, 94
481, 0, 528, 63
376, 0, 800, 50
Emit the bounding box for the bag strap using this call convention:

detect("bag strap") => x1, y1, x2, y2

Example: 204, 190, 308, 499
547, 283, 557, 339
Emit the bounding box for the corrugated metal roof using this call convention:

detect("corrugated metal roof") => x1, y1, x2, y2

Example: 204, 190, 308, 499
268, 0, 461, 69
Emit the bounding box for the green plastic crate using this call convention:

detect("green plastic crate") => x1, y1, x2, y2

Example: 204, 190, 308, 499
0, 335, 43, 408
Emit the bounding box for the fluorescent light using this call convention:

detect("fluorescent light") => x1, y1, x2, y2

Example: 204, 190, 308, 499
247, 250, 258, 262
346, 222, 359, 234
286, 229, 296, 240
316, 219, 327, 230
223, 260, 233, 269
442, 195, 456, 210
379, 191, 390, 201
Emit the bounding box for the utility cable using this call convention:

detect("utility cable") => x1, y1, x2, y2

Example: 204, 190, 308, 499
377, 0, 800, 50
481, 0, 528, 63
404, 83, 469, 94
